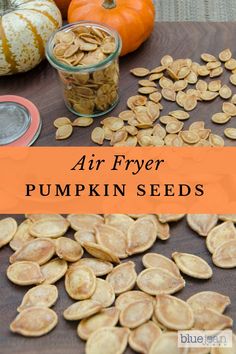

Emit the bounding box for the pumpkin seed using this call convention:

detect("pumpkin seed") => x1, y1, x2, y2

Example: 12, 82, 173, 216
138, 79, 157, 87
206, 221, 236, 253
200, 91, 219, 101
85, 327, 129, 354
193, 307, 233, 330
130, 68, 150, 77
211, 112, 231, 124
219, 48, 232, 62
149, 91, 162, 103
77, 307, 119, 340
10, 238, 55, 265
119, 300, 153, 329
54, 117, 72, 128
149, 73, 164, 81
7, 261, 44, 286
172, 252, 213, 279
106, 261, 137, 295
196, 80, 208, 91
155, 294, 194, 330
138, 86, 157, 94
119, 110, 135, 121
10, 307, 58, 337
160, 115, 177, 125
208, 80, 221, 92
56, 124, 73, 140
223, 102, 236, 116
161, 55, 173, 67
149, 332, 187, 354
55, 237, 83, 262
166, 120, 184, 134
209, 133, 225, 146
187, 214, 218, 236
152, 124, 166, 139
67, 214, 103, 231
219, 84, 232, 99
127, 218, 157, 255
187, 291, 231, 313
74, 228, 96, 245
115, 291, 154, 311
198, 65, 210, 76
82, 242, 120, 263
169, 110, 190, 120
231, 94, 236, 104
17, 284, 58, 312
224, 127, 236, 140
128, 321, 162, 354
29, 219, 69, 238
9, 219, 34, 251
95, 224, 127, 259
26, 214, 65, 222
72, 117, 94, 127
161, 88, 176, 101
127, 95, 147, 110
225, 58, 236, 70
104, 214, 134, 235
201, 53, 217, 62
142, 253, 181, 277
0, 217, 17, 248
212, 239, 236, 268
71, 258, 113, 276
183, 95, 198, 111
159, 77, 174, 89
210, 67, 223, 77
64, 299, 102, 320
137, 267, 185, 295
174, 79, 188, 91
101, 117, 124, 131
91, 278, 115, 307
91, 127, 105, 145
65, 265, 96, 300
41, 258, 68, 284
180, 130, 200, 144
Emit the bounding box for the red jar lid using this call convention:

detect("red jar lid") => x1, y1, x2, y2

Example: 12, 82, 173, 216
0, 95, 41, 146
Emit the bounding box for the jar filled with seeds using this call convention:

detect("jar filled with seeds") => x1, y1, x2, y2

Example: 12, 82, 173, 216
46, 22, 121, 117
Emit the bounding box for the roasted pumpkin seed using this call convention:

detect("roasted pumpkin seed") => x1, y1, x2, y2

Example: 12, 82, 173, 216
9, 219, 34, 251
41, 257, 68, 284
187, 214, 218, 236
187, 291, 231, 313
95, 224, 127, 259
17, 284, 58, 312
0, 217, 17, 248
128, 321, 162, 354
64, 299, 102, 320
29, 219, 69, 238
71, 257, 113, 276
115, 291, 154, 311
7, 261, 44, 286
142, 253, 181, 277
206, 221, 236, 253
172, 252, 213, 279
65, 265, 96, 300
91, 278, 115, 307
119, 300, 153, 329
106, 261, 137, 295
82, 242, 120, 263
212, 239, 236, 268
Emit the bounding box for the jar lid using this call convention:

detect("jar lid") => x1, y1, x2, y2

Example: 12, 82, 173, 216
0, 95, 42, 146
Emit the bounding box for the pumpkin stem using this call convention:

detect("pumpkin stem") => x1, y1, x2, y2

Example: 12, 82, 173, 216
0, 0, 14, 15
102, 0, 117, 9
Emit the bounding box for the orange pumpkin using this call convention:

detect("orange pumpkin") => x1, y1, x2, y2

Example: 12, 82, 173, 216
54, 0, 71, 18
68, 0, 155, 56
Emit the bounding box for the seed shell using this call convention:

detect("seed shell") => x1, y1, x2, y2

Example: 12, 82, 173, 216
172, 252, 213, 279
55, 237, 83, 262
187, 291, 231, 313
82, 241, 120, 263
56, 124, 73, 140
155, 294, 194, 330
29, 219, 69, 238
119, 300, 153, 329
206, 221, 236, 253
187, 214, 218, 236
224, 127, 236, 140
17, 284, 58, 312
127, 218, 157, 255
130, 67, 150, 77
106, 261, 137, 295
71, 257, 113, 276
115, 291, 154, 311
10, 307, 58, 337
7, 261, 44, 286
72, 117, 94, 127
0, 217, 17, 248
193, 307, 233, 330
65, 265, 96, 300
9, 219, 34, 251
142, 253, 181, 277
10, 238, 55, 265
95, 224, 127, 259
67, 214, 104, 231
41, 258, 68, 284
64, 299, 102, 320
54, 117, 72, 128
149, 332, 187, 354
136, 267, 185, 295
74, 229, 97, 246
128, 321, 162, 354
77, 307, 120, 340
212, 239, 236, 268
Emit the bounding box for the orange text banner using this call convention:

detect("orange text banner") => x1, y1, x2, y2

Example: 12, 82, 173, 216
0, 147, 236, 213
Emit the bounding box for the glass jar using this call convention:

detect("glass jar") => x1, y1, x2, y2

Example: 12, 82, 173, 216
46, 21, 122, 117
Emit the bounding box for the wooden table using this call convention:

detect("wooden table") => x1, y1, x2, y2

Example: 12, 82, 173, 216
1, 22, 236, 146
0, 23, 236, 354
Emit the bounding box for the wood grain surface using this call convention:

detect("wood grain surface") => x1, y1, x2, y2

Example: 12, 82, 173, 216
0, 214, 235, 354
0, 23, 236, 354
1, 22, 236, 146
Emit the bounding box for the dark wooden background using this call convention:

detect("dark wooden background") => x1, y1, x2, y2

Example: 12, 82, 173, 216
0, 214, 235, 354
0, 23, 236, 354
1, 22, 236, 146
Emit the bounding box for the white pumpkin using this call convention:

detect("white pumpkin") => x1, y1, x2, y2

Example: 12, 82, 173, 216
0, 0, 62, 75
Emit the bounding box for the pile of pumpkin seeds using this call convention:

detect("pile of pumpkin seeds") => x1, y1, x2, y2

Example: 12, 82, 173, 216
0, 214, 236, 353
86, 48, 236, 146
